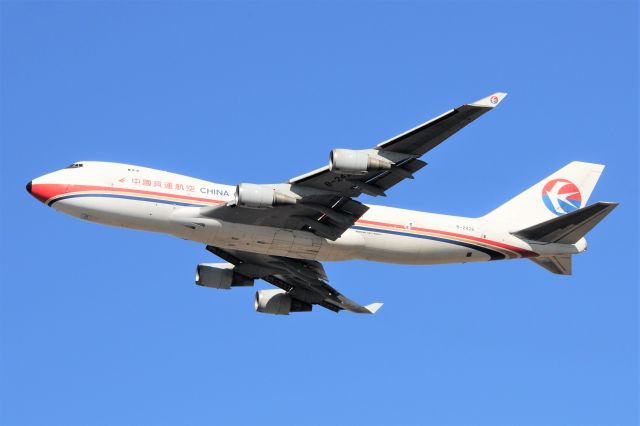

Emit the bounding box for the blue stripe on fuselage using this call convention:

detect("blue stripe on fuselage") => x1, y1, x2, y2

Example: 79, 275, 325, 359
352, 225, 505, 260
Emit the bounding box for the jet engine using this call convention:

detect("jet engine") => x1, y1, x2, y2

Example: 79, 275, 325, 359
195, 263, 254, 289
254, 289, 312, 315
329, 149, 393, 175
234, 183, 298, 209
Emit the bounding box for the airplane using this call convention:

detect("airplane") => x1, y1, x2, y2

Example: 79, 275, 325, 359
26, 92, 618, 315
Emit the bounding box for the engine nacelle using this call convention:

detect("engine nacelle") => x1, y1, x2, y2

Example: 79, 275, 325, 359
329, 149, 392, 175
254, 289, 312, 315
235, 183, 297, 209
195, 263, 254, 289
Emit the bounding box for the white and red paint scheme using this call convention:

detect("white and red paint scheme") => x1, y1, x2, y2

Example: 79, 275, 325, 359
25, 93, 617, 315
27, 160, 601, 266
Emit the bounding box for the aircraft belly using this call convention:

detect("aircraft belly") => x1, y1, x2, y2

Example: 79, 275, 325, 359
268, 230, 295, 256
54, 198, 499, 265
183, 222, 325, 260
185, 222, 496, 265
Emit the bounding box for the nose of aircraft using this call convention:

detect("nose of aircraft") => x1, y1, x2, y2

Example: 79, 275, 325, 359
26, 179, 53, 204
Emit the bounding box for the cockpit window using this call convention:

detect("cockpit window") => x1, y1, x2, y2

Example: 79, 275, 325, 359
66, 163, 84, 169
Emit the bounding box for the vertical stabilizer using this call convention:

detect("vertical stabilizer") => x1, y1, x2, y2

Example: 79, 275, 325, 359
482, 161, 605, 230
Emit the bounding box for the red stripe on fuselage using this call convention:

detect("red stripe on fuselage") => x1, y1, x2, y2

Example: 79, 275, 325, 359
356, 219, 538, 258
32, 183, 538, 258
32, 183, 226, 205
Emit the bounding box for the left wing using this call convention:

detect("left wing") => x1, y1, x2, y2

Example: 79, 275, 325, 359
206, 246, 382, 314
199, 92, 507, 241
289, 92, 507, 196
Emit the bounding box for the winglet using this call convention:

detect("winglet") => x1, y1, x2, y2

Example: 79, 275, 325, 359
365, 302, 384, 314
469, 92, 508, 108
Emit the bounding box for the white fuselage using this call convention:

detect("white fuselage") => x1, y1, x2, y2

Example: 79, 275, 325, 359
28, 161, 584, 265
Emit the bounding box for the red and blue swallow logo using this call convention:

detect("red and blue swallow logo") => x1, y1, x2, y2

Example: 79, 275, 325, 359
490, 95, 499, 104
542, 178, 583, 215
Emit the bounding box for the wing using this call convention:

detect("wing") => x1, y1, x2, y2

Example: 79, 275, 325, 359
290, 92, 507, 195
206, 246, 382, 314
199, 92, 507, 241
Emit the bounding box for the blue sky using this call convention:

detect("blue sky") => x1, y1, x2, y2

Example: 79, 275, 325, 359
1, 1, 637, 425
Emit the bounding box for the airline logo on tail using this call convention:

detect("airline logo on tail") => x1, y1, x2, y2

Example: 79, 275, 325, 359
542, 179, 583, 215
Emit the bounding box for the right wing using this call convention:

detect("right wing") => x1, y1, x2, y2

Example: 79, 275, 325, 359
206, 246, 382, 314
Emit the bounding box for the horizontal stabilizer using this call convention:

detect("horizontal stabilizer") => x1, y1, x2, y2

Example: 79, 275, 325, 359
530, 255, 572, 275
513, 202, 618, 244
